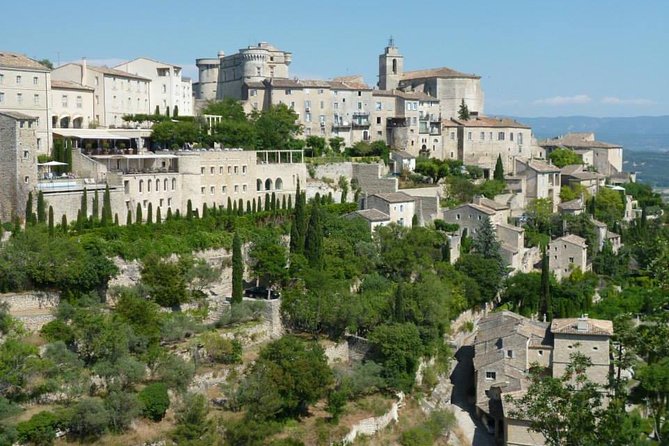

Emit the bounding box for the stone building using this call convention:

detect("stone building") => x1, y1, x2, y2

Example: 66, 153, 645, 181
540, 132, 623, 177
513, 158, 561, 210
115, 58, 193, 116
51, 61, 151, 128
473, 311, 613, 446
0, 111, 39, 222
362, 191, 416, 227
548, 234, 589, 280
0, 51, 51, 152
50, 80, 95, 130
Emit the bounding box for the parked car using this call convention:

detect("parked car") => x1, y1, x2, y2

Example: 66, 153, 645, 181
244, 286, 280, 300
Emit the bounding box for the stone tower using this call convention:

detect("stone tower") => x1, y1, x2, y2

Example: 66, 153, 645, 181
378, 37, 404, 90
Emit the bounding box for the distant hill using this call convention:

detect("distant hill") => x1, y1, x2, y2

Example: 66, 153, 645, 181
511, 116, 669, 152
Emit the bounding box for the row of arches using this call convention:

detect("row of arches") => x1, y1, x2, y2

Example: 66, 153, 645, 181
138, 178, 177, 193
257, 177, 283, 192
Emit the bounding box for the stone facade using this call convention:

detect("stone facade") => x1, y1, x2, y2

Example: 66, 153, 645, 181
513, 158, 561, 210
0, 112, 39, 222
548, 234, 589, 280
51, 80, 95, 130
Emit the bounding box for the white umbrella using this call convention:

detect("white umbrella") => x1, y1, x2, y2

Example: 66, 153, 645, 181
37, 161, 68, 166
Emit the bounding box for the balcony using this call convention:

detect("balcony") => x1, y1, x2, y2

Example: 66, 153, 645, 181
386, 117, 408, 128
332, 120, 351, 129
352, 112, 370, 128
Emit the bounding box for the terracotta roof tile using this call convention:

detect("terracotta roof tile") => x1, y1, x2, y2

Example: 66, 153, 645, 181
401, 66, 480, 80
0, 51, 50, 71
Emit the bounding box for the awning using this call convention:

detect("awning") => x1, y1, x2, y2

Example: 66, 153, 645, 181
38, 161, 68, 166
53, 128, 131, 140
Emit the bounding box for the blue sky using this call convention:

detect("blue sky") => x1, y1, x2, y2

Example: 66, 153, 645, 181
3, 0, 667, 117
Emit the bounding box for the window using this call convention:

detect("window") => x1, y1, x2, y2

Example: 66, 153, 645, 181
168, 198, 172, 206
375, 101, 382, 111
243, 184, 247, 192
161, 84, 166, 94
33, 76, 38, 85
518, 133, 523, 144
569, 257, 575, 263
305, 112, 311, 122
0, 92, 4, 103
210, 186, 215, 195
172, 178, 176, 190
200, 167, 205, 175
234, 185, 239, 193
95, 95, 99, 105
201, 187, 205, 194
538, 350, 544, 356
485, 371, 496, 380
376, 117, 381, 124
95, 76, 99, 86
450, 132, 455, 140
593, 346, 599, 351
480, 132, 485, 140
147, 180, 152, 192
357, 101, 363, 110
139, 180, 144, 193
290, 101, 295, 109
319, 115, 325, 123
256, 66, 261, 76
23, 150, 29, 159
506, 350, 514, 359
320, 100, 324, 109
468, 132, 472, 140
305, 100, 311, 109
227, 166, 231, 174
61, 95, 68, 107
0, 74, 3, 83
510, 133, 514, 141
76, 96, 82, 108
156, 181, 160, 192
219, 166, 224, 174
234, 166, 239, 174
498, 132, 505, 141
250, 89, 257, 97
399, 205, 404, 212
242, 165, 247, 174
17, 93, 22, 104
222, 186, 227, 193
210, 166, 215, 174
16, 75, 21, 85
33, 94, 39, 105
318, 89, 324, 94
285, 89, 292, 95
456, 214, 460, 220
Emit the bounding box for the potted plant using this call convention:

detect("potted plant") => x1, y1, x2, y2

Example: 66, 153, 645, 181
102, 141, 110, 154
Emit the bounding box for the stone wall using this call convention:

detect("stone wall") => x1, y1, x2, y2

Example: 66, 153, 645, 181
312, 162, 353, 180
352, 163, 397, 195
347, 335, 372, 362
0, 291, 59, 331
324, 340, 349, 365
342, 392, 404, 444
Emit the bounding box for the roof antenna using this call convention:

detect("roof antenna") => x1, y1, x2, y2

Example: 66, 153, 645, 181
388, 36, 395, 48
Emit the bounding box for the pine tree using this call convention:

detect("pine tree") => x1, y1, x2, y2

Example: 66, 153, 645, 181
166, 207, 173, 221
202, 203, 209, 219
458, 99, 470, 120
37, 191, 46, 224
281, 195, 287, 210
48, 206, 54, 236
92, 189, 100, 223
156, 207, 162, 224
136, 203, 143, 224
147, 202, 153, 224
494, 154, 505, 181
540, 245, 551, 320
304, 195, 324, 269
61, 215, 68, 234
80, 188, 88, 223
472, 217, 504, 274
238, 198, 244, 216
25, 192, 34, 225
154, 105, 160, 116
231, 232, 243, 304
126, 210, 132, 226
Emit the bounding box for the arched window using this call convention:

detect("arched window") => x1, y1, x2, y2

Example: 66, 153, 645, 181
155, 179, 160, 192
164, 179, 168, 190
139, 180, 143, 193
147, 179, 152, 192
171, 178, 176, 190
257, 178, 263, 191
392, 58, 397, 75
275, 178, 283, 190
265, 178, 273, 191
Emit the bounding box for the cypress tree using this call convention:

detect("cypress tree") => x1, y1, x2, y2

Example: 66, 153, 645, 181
233, 200, 238, 213
540, 245, 551, 321
442, 239, 451, 263
304, 195, 324, 269
238, 198, 244, 216
136, 203, 142, 224
156, 207, 162, 224
61, 214, 68, 234
114, 213, 119, 226
458, 99, 470, 120
246, 200, 251, 214
166, 106, 170, 117
290, 181, 305, 254
173, 105, 179, 117
227, 197, 233, 215
12, 214, 21, 235
76, 209, 82, 230
186, 199, 193, 220
166, 207, 173, 221
281, 195, 287, 210
25, 191, 34, 225
126, 210, 132, 226
175, 209, 181, 219
202, 203, 209, 219
147, 202, 153, 224
271, 192, 277, 211
92, 189, 100, 223
65, 146, 73, 172
265, 193, 271, 211
48, 206, 54, 236
288, 194, 293, 210
154, 105, 160, 116
80, 188, 88, 223
101, 185, 112, 225
231, 232, 244, 304
37, 191, 46, 224
394, 282, 406, 323
327, 192, 333, 204
252, 198, 257, 214
412, 213, 419, 227
493, 154, 504, 181
354, 188, 361, 204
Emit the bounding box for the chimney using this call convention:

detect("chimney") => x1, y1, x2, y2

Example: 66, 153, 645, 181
577, 314, 589, 332
82, 57, 87, 84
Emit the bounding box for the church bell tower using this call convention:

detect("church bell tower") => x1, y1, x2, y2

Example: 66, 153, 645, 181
378, 37, 404, 91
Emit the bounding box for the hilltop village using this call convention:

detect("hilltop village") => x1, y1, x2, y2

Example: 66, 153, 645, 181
0, 41, 665, 446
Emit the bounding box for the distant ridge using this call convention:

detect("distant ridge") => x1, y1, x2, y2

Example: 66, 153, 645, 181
509, 115, 669, 152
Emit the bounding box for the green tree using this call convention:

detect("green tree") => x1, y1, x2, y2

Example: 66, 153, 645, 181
369, 323, 423, 391
636, 357, 669, 442
126, 209, 132, 226
304, 197, 324, 269
38, 59, 53, 69
549, 147, 583, 168
135, 202, 142, 224
101, 185, 112, 225
252, 103, 302, 150
458, 99, 470, 120
232, 232, 244, 304
92, 189, 100, 223
146, 202, 153, 224
472, 217, 502, 265
36, 191, 46, 224
25, 191, 35, 225
172, 393, 213, 446
540, 245, 552, 320
67, 398, 109, 441
173, 105, 179, 117
47, 206, 54, 236
139, 382, 170, 421
141, 255, 189, 308
290, 181, 306, 254
493, 154, 504, 181
104, 390, 140, 433
16, 411, 62, 446
305, 135, 326, 157
328, 137, 345, 153
249, 231, 288, 287
594, 187, 624, 226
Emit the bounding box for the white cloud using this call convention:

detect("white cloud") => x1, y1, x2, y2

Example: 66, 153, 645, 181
533, 94, 591, 106
601, 96, 655, 106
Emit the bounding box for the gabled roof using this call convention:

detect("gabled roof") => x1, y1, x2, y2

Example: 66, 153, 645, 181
372, 89, 437, 101
558, 198, 584, 211
551, 234, 587, 248
116, 57, 181, 69
560, 164, 584, 176
0, 111, 38, 120
476, 197, 509, 211
446, 202, 496, 216
392, 150, 415, 159
449, 116, 531, 129
51, 80, 94, 91
370, 191, 416, 203
351, 209, 391, 222
550, 317, 613, 336
60, 63, 150, 81
517, 158, 560, 173
401, 66, 480, 80
0, 51, 50, 71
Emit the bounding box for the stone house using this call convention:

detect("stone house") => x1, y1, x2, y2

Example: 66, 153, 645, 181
390, 150, 416, 174
540, 132, 623, 178
548, 234, 589, 280
557, 197, 584, 216
473, 311, 613, 446
442, 202, 501, 239
50, 80, 95, 130
560, 164, 605, 196
363, 191, 416, 227
513, 158, 561, 211
346, 208, 391, 231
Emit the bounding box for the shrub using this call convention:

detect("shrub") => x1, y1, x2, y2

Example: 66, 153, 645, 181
139, 382, 170, 421
67, 398, 109, 440
16, 411, 63, 446
200, 332, 242, 364
104, 390, 140, 433
217, 300, 266, 327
